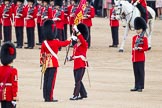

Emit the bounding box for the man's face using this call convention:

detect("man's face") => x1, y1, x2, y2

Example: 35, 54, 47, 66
136, 29, 143, 35
43, 1, 47, 6
50, 1, 54, 6
17, 1, 22, 6
37, 0, 42, 4
28, 1, 33, 7
70, 0, 74, 5
4, 0, 9, 5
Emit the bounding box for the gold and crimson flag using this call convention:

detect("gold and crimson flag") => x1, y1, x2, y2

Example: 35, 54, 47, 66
74, 0, 87, 25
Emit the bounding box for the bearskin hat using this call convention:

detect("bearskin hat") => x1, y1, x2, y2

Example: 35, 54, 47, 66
42, 0, 50, 3
71, 0, 79, 3
27, 0, 35, 3
134, 17, 147, 31
0, 42, 16, 66
54, 0, 63, 6
77, 23, 89, 41
4, 0, 11, 2
43, 19, 56, 40
16, 0, 24, 3
87, 0, 91, 3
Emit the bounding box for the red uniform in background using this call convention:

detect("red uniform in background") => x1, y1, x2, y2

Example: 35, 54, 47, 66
109, 7, 119, 47
2, 3, 13, 42
0, 4, 4, 41
82, 5, 95, 48
40, 6, 52, 26
14, 4, 26, 48
24, 4, 37, 49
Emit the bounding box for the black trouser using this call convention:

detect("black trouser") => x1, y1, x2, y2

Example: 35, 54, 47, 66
0, 24, 2, 40
70, 25, 77, 46
3, 26, 12, 42
111, 26, 119, 45
43, 68, 57, 101
136, 4, 147, 22
133, 61, 145, 89
56, 29, 63, 41
73, 68, 87, 97
1, 101, 15, 108
15, 27, 23, 47
26, 27, 35, 48
87, 27, 91, 48
37, 23, 42, 43
63, 24, 67, 41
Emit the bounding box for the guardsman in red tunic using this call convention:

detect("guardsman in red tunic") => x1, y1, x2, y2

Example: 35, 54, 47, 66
36, 0, 43, 45
0, 42, 18, 108
82, 0, 95, 48
109, 3, 119, 48
40, 0, 52, 42
52, 0, 64, 44
2, 0, 13, 42
62, 0, 69, 41
14, 0, 25, 48
67, 23, 89, 100
0, 2, 3, 44
131, 0, 148, 22
24, 0, 37, 49
130, 17, 148, 92
40, 19, 71, 102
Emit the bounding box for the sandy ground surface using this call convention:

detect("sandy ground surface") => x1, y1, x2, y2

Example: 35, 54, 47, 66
1, 17, 162, 108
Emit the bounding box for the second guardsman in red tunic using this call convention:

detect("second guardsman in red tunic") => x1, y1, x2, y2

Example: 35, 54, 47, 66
130, 17, 148, 92
40, 19, 71, 102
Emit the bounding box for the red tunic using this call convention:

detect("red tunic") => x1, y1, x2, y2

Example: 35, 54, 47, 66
37, 4, 42, 24
68, 5, 76, 25
132, 0, 147, 8
40, 40, 71, 67
72, 34, 88, 70
25, 6, 37, 28
132, 35, 148, 62
0, 66, 18, 101
82, 6, 95, 27
14, 5, 26, 27
2, 5, 13, 26
109, 8, 119, 27
0, 4, 4, 24
40, 6, 53, 26
53, 9, 64, 29
62, 5, 69, 24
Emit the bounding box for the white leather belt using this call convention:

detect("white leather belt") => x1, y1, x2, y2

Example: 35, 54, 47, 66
0, 83, 12, 86
73, 55, 87, 61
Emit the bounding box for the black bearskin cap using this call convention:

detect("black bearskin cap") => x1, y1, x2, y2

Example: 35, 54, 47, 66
27, 0, 35, 3
87, 0, 91, 3
134, 17, 147, 31
77, 23, 89, 41
71, 0, 79, 3
54, 0, 63, 6
43, 0, 50, 3
0, 42, 16, 65
16, 0, 24, 3
43, 19, 56, 40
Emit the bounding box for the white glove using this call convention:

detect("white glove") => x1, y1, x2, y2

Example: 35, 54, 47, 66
115, 15, 120, 20
71, 34, 78, 41
44, 16, 48, 19
67, 56, 72, 61
133, 2, 138, 6
12, 101, 17, 107
53, 18, 58, 21
111, 14, 115, 20
73, 25, 79, 33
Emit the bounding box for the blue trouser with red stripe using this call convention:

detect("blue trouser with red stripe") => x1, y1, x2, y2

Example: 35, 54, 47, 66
73, 68, 87, 97
43, 68, 57, 101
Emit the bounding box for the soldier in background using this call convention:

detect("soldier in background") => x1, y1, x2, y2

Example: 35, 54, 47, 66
2, 0, 13, 42
14, 0, 25, 48
36, 0, 43, 45
24, 0, 37, 49
0, 1, 3, 45
82, 0, 95, 48
40, 0, 52, 43
52, 0, 64, 50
